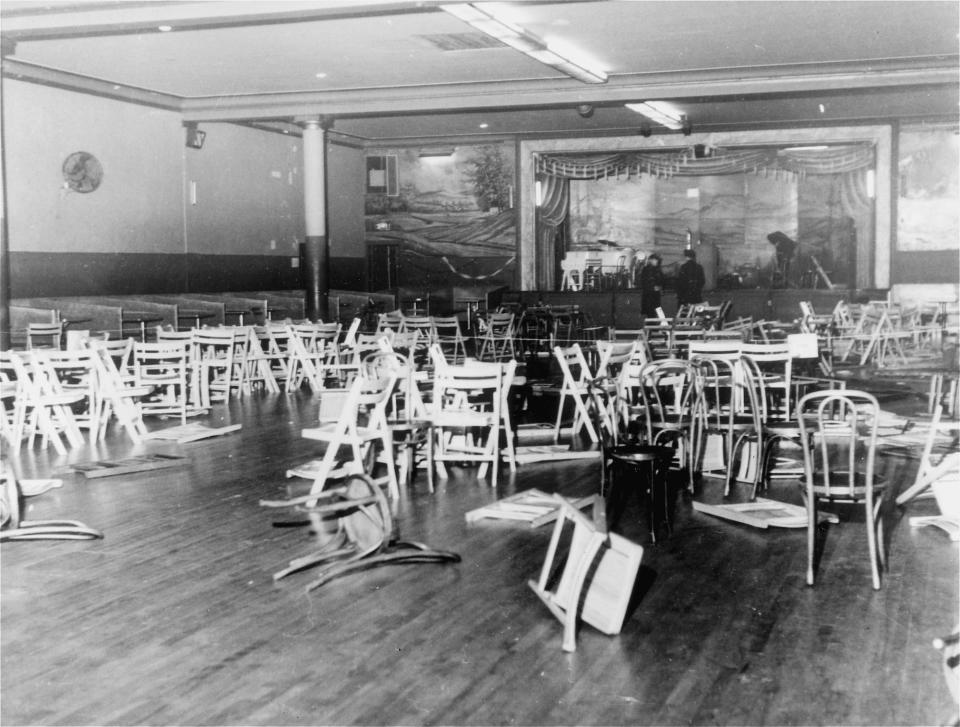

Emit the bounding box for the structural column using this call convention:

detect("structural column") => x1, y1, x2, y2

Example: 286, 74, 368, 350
301, 117, 330, 322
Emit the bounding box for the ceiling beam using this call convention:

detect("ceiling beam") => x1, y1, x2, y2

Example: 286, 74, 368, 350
179, 61, 959, 122
0, 1, 440, 41
1, 57, 182, 110
4, 53, 956, 126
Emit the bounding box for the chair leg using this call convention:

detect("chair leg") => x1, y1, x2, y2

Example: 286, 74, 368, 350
806, 495, 816, 586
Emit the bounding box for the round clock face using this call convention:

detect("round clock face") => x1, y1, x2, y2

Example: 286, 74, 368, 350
62, 151, 103, 193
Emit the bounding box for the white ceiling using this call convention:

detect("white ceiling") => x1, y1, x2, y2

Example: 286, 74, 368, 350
2, 0, 958, 143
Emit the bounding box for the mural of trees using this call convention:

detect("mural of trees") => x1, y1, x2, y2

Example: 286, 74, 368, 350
464, 144, 512, 212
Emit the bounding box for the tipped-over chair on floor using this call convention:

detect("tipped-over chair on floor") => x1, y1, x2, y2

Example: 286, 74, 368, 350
262, 473, 459, 591
528, 494, 644, 652
1, 465, 102, 541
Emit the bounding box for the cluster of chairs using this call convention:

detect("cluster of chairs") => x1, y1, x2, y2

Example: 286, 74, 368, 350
559, 249, 638, 292
261, 340, 519, 585
0, 318, 369, 454
1, 337, 154, 454
551, 333, 830, 493
801, 298, 945, 370
549, 319, 911, 589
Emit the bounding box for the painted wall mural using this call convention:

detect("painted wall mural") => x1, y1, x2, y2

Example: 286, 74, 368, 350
569, 172, 800, 285
364, 143, 516, 303
898, 126, 960, 251
568, 163, 872, 289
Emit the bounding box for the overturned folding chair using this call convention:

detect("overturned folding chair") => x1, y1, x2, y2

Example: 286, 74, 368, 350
1, 467, 102, 541
263, 473, 459, 591
528, 494, 643, 652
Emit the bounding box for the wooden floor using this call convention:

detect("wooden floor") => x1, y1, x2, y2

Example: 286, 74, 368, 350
2, 383, 957, 726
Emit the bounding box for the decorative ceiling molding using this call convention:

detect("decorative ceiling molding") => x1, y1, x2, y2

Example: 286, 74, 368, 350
177, 62, 958, 122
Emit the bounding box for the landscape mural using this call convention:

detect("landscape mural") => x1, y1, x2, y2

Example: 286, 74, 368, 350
897, 125, 960, 252
365, 143, 516, 307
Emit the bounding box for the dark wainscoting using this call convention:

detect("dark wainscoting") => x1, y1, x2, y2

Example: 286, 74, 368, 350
329, 256, 367, 291
9, 252, 302, 298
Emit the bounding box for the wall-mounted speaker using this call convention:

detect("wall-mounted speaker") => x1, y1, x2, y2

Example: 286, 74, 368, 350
185, 124, 206, 149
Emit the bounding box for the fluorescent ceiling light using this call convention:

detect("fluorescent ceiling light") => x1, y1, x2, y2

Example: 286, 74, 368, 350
442, 4, 607, 84
419, 148, 456, 158
625, 101, 686, 130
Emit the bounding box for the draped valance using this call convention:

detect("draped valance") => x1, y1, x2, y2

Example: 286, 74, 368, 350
535, 144, 875, 180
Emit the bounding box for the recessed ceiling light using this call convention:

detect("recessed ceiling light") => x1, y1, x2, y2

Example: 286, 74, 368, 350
315, 72, 327, 79
478, 122, 489, 129
818, 103, 826, 114
157, 25, 173, 32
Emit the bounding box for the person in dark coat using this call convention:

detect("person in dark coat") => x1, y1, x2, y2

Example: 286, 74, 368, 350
639, 253, 664, 315
676, 249, 706, 306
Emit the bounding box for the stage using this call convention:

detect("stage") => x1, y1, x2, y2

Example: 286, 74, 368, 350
494, 286, 885, 330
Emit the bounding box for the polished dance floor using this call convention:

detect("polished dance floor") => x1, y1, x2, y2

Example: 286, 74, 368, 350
1, 384, 957, 726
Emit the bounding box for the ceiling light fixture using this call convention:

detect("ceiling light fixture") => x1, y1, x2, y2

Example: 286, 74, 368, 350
442, 4, 607, 84
625, 101, 686, 130
157, 25, 173, 32
419, 147, 456, 158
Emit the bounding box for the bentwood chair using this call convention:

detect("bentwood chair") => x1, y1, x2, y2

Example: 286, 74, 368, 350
692, 355, 766, 496
797, 389, 887, 589
742, 341, 794, 421
634, 358, 701, 491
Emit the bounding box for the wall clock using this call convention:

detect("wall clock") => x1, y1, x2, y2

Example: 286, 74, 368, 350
62, 151, 103, 193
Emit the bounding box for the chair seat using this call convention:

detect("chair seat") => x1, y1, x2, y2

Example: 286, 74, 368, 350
812, 471, 887, 499
431, 409, 497, 428
722, 415, 761, 431
119, 384, 155, 398
610, 444, 675, 463
302, 424, 382, 442
38, 391, 86, 407
765, 420, 801, 433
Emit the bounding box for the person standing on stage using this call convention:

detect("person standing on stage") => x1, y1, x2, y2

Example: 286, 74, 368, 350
639, 253, 664, 315
676, 248, 706, 306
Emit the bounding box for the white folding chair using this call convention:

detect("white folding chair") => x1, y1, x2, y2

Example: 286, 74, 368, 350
89, 340, 153, 443
0, 351, 84, 455
552, 344, 600, 444
431, 358, 515, 487
477, 312, 516, 362
132, 340, 192, 425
